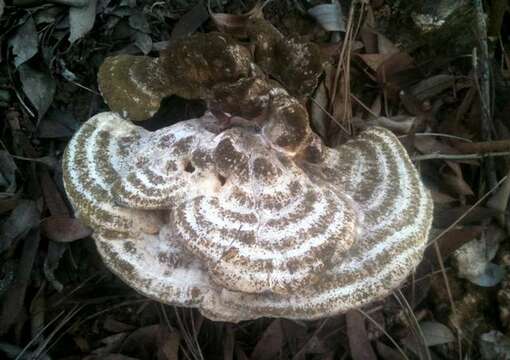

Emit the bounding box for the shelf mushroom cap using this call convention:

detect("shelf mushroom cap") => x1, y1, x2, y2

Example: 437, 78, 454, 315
97, 24, 322, 122
63, 111, 433, 322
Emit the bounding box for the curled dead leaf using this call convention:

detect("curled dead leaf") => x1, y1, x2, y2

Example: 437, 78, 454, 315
41, 215, 92, 242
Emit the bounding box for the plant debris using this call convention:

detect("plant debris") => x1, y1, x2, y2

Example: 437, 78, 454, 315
0, 0, 509, 358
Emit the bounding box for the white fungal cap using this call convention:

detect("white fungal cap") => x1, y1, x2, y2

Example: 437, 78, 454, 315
63, 112, 433, 322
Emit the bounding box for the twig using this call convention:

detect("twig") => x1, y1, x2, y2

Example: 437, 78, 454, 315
427, 175, 508, 248
472, 0, 497, 188
453, 139, 510, 153
413, 151, 510, 161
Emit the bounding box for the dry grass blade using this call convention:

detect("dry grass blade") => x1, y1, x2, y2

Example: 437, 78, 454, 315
174, 307, 204, 360
357, 308, 410, 360
413, 151, 510, 161
428, 175, 508, 248
393, 290, 431, 360
329, 1, 366, 133
19, 304, 84, 359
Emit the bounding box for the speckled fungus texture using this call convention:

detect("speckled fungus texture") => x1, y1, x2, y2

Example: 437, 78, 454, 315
63, 95, 433, 321
97, 24, 322, 122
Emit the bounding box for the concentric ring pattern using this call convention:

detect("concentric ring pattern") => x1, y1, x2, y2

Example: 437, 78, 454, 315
63, 111, 433, 322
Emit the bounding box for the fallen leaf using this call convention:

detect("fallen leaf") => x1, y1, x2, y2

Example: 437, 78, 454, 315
434, 206, 500, 228
158, 331, 180, 360
0, 200, 39, 253
169, 2, 209, 44
0, 150, 17, 194
308, 2, 345, 32
419, 321, 455, 346
69, 0, 97, 43
40, 171, 69, 216
410, 74, 455, 101
41, 215, 92, 242
402, 321, 454, 355
440, 164, 474, 196
44, 241, 67, 291
376, 341, 404, 360
18, 63, 56, 119
480, 330, 510, 359
104, 317, 136, 333
250, 319, 284, 360
210, 3, 263, 37
222, 324, 235, 360
435, 226, 484, 259
346, 310, 377, 360
134, 31, 152, 55
0, 228, 40, 335
9, 16, 39, 68
37, 108, 80, 138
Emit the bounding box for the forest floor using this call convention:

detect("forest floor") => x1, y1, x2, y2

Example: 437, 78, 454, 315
1, 0, 510, 359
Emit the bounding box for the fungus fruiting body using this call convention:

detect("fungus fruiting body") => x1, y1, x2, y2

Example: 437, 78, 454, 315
63, 109, 433, 322
64, 21, 433, 322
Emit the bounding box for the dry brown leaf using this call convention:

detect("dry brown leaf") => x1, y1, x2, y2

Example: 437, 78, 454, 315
410, 74, 455, 101
430, 190, 457, 204
376, 341, 404, 360
357, 53, 391, 72
434, 206, 500, 228
440, 162, 474, 196
359, 7, 378, 54
223, 324, 235, 360
414, 136, 461, 156
436, 226, 484, 260
0, 228, 40, 335
169, 2, 209, 44
346, 310, 377, 360
158, 331, 180, 360
41, 171, 69, 216
250, 320, 284, 360
209, 3, 264, 37
376, 52, 415, 86
41, 215, 92, 243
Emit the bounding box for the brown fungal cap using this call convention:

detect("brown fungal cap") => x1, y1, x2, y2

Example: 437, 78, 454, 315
98, 55, 172, 122
96, 19, 323, 122
63, 110, 433, 322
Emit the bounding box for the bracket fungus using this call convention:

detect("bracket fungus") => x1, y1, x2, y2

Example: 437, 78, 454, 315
64, 22, 433, 322
97, 20, 322, 122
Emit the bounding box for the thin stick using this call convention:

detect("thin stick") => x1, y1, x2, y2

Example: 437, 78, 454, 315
357, 308, 410, 360
413, 151, 510, 161
427, 175, 508, 248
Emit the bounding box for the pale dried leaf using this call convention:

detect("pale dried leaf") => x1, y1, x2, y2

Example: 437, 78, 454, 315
134, 31, 152, 55
69, 0, 97, 43
308, 3, 345, 32
480, 330, 510, 359
129, 11, 150, 33
9, 16, 38, 68
18, 63, 56, 119
419, 321, 455, 346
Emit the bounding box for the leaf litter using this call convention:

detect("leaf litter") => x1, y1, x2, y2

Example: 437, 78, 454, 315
1, 0, 510, 359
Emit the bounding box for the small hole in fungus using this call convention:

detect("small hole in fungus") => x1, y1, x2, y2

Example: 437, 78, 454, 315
218, 174, 226, 186
184, 161, 195, 173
